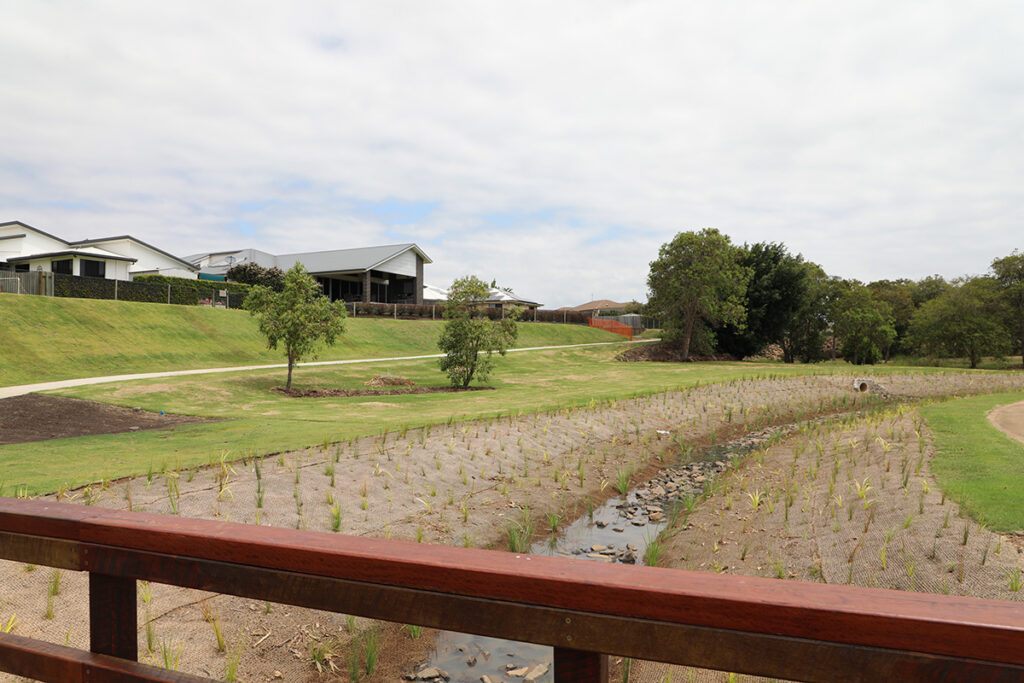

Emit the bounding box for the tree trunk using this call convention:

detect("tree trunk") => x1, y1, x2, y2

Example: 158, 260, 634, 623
680, 311, 696, 361
286, 354, 295, 391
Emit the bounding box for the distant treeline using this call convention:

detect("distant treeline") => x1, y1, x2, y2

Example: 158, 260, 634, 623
645, 228, 1024, 368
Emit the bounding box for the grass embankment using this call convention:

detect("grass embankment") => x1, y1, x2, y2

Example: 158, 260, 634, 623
922, 391, 1024, 532
1, 347, 970, 494
0, 293, 621, 386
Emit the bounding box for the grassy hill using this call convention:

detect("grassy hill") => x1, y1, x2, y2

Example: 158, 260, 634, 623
0, 294, 622, 386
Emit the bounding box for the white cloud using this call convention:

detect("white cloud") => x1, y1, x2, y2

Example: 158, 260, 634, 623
1, 0, 1022, 306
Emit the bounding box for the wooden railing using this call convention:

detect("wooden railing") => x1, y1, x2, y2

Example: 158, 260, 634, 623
0, 498, 1022, 682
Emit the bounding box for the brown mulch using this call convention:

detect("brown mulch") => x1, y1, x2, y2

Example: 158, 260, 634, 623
272, 385, 495, 398
617, 342, 737, 363
0, 394, 215, 445
363, 374, 417, 387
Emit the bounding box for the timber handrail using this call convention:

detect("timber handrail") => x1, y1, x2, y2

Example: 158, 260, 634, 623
0, 498, 1022, 682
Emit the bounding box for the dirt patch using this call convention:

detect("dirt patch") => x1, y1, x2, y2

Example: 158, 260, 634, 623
364, 374, 416, 387
272, 386, 495, 398
0, 394, 215, 445
988, 399, 1024, 446
617, 342, 737, 363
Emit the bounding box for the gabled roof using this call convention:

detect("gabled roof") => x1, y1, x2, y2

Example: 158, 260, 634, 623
71, 235, 197, 271
278, 243, 432, 274
0, 220, 68, 245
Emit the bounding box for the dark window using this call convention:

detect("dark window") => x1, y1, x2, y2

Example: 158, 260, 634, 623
80, 259, 106, 278
14, 263, 29, 272
51, 259, 73, 275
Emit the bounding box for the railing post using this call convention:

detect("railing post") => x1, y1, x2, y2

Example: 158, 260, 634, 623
89, 573, 137, 660
554, 647, 607, 682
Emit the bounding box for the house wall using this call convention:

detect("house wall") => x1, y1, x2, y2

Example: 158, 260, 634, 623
86, 238, 197, 279
16, 255, 131, 280
376, 250, 418, 278
0, 227, 67, 264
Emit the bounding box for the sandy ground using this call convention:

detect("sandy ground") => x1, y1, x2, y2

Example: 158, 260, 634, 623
629, 407, 1024, 683
2, 371, 1024, 682
989, 399, 1024, 446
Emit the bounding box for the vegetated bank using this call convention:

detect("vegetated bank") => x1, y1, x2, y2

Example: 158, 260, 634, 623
0, 293, 622, 387
3, 372, 1023, 682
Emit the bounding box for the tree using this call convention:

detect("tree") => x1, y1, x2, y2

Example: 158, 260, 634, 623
909, 277, 1010, 369
438, 275, 519, 388
716, 242, 808, 359
243, 263, 347, 391
778, 261, 830, 363
647, 228, 750, 360
866, 279, 915, 360
991, 250, 1024, 368
227, 262, 285, 291
833, 284, 895, 365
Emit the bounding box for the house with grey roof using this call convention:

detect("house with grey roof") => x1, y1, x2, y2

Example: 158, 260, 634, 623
0, 220, 197, 280
187, 244, 432, 305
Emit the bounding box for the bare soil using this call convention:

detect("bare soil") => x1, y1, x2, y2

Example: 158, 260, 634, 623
617, 342, 736, 362
0, 394, 215, 445
2, 372, 1024, 682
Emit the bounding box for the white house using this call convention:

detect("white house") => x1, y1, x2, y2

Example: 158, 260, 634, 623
187, 244, 432, 305
423, 284, 543, 311
0, 221, 197, 280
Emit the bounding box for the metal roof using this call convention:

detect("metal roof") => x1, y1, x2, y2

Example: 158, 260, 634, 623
276, 243, 431, 274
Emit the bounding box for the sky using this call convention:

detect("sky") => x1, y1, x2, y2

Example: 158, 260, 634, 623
2, 2, 1022, 308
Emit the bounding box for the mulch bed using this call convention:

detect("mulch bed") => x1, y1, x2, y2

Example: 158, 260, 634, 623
617, 342, 737, 363
0, 394, 215, 446
272, 386, 495, 398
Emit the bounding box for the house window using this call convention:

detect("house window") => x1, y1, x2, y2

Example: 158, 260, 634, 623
80, 259, 106, 278
51, 259, 73, 275
14, 263, 29, 272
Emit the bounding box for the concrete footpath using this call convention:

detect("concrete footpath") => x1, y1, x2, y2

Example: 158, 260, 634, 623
0, 339, 656, 399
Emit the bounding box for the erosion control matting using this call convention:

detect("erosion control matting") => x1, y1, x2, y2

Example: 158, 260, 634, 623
0, 394, 214, 445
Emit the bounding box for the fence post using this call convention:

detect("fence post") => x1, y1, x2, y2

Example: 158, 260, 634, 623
167, 284, 171, 305
394, 303, 397, 319
554, 648, 607, 682
114, 278, 118, 301
432, 304, 435, 320
89, 573, 137, 660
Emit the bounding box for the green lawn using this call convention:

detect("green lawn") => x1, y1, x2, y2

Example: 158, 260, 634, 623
0, 344, 969, 495
921, 391, 1024, 532
0, 294, 621, 386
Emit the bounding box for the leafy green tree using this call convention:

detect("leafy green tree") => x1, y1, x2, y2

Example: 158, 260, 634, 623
438, 275, 519, 388
833, 284, 896, 365
243, 263, 347, 391
909, 274, 949, 308
778, 262, 830, 363
991, 250, 1024, 368
227, 262, 286, 291
647, 228, 750, 360
716, 242, 808, 359
908, 277, 1009, 369
866, 279, 915, 360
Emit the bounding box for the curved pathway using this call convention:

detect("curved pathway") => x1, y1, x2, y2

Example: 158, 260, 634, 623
988, 399, 1024, 446
0, 339, 655, 399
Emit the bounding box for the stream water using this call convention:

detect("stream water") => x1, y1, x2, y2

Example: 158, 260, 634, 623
408, 426, 791, 683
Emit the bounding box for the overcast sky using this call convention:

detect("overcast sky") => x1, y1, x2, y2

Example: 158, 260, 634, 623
2, 2, 1021, 307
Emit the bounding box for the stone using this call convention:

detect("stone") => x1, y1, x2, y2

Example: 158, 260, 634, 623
651, 485, 666, 496
525, 663, 550, 682
595, 520, 608, 528
416, 666, 449, 680
507, 665, 530, 676
591, 544, 607, 552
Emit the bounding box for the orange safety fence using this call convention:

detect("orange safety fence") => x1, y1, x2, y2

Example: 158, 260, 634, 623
588, 317, 632, 340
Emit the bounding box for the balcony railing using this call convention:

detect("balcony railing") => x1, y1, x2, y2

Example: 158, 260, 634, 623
0, 497, 1021, 682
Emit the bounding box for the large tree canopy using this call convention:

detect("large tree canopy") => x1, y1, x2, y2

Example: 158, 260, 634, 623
832, 283, 896, 365
647, 228, 750, 360
991, 250, 1024, 368
243, 263, 347, 391
716, 242, 808, 359
438, 275, 519, 388
778, 261, 830, 364
908, 277, 1009, 369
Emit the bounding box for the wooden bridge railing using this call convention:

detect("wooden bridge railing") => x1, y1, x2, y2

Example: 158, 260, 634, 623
0, 498, 1022, 682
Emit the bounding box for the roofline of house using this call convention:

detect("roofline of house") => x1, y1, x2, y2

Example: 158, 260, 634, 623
5, 250, 137, 263
0, 221, 72, 246
70, 235, 197, 271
